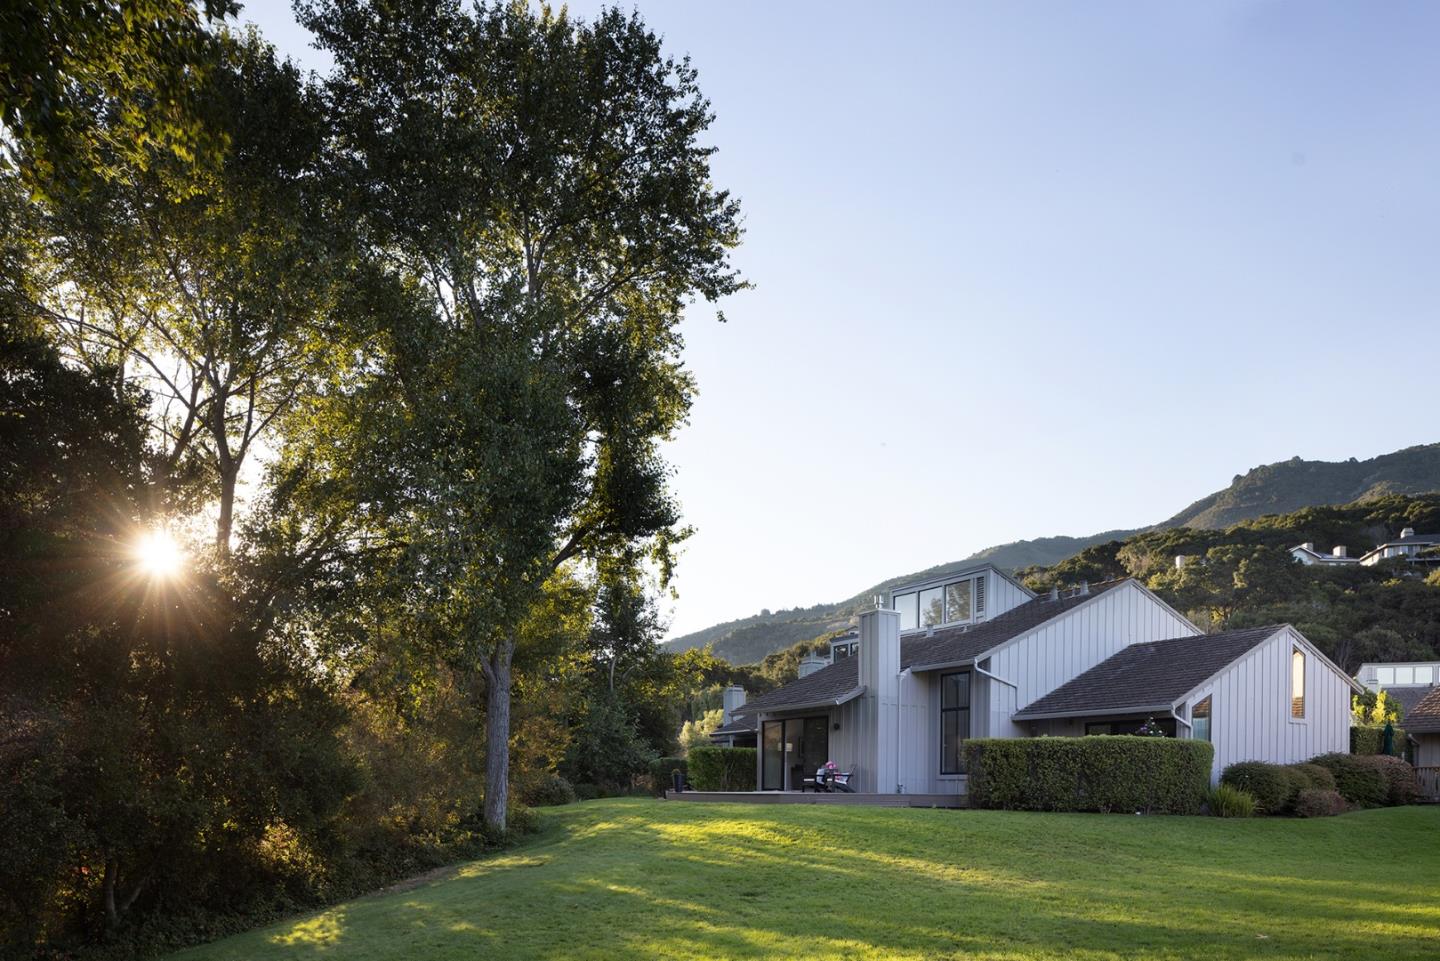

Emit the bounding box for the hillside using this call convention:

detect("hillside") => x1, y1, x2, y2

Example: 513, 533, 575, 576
667, 443, 1440, 664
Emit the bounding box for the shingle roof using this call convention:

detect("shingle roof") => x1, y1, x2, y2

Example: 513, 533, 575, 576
1382, 685, 1438, 721
710, 717, 756, 736
1014, 625, 1283, 720
736, 580, 1132, 717
1406, 687, 1440, 733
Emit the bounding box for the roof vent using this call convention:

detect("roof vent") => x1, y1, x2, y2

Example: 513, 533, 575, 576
1048, 587, 1059, 601
797, 655, 827, 679
1078, 580, 1090, 596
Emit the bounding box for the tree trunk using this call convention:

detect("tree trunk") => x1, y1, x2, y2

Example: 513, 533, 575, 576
482, 647, 513, 833
102, 858, 119, 929
216, 464, 238, 557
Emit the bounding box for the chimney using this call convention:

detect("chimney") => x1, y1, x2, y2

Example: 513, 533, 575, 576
1174, 555, 1189, 570
1301, 542, 1315, 553
1332, 546, 1348, 558
1048, 586, 1060, 601
721, 685, 746, 725
1078, 580, 1090, 596
798, 655, 827, 678
1402, 527, 1416, 539
857, 605, 901, 793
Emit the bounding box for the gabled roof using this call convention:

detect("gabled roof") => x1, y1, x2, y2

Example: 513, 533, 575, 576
1014, 625, 1285, 720
1384, 685, 1439, 721
710, 717, 756, 736
1406, 687, 1440, 734
737, 580, 1131, 717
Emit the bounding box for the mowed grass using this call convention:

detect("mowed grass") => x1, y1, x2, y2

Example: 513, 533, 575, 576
171, 798, 1440, 961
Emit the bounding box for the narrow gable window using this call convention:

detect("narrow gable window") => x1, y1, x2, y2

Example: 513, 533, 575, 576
1192, 696, 1211, 743
939, 671, 971, 775
1291, 647, 1306, 719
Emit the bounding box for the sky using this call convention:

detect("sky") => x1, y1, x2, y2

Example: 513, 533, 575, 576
239, 0, 1440, 639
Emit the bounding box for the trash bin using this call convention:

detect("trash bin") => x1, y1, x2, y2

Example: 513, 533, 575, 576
672, 769, 684, 793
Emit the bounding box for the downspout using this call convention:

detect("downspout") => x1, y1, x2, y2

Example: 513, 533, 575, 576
973, 663, 1018, 740
896, 668, 907, 794
1170, 706, 1193, 735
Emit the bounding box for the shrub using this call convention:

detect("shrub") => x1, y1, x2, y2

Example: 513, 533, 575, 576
1220, 761, 1291, 814
1294, 788, 1348, 818
1207, 784, 1257, 817
516, 771, 577, 807
687, 747, 757, 791
1309, 753, 1388, 807
1356, 755, 1419, 806
964, 736, 1213, 814
573, 783, 600, 801
647, 756, 688, 796
1288, 763, 1336, 792
1351, 725, 1407, 757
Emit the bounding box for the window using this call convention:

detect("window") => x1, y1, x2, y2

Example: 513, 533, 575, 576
945, 579, 972, 622
1418, 666, 1434, 684
1377, 667, 1395, 685
831, 641, 856, 661
1291, 648, 1306, 719
939, 671, 971, 774
1192, 696, 1211, 743
975, 575, 986, 615
1397, 666, 1415, 684
1085, 718, 1177, 737
892, 592, 917, 631
919, 587, 944, 628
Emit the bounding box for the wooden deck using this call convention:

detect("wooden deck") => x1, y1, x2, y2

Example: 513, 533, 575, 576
665, 790, 967, 808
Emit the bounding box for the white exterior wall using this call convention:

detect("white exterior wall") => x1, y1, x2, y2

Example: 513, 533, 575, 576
1179, 627, 1353, 782
990, 582, 1199, 738
985, 572, 1032, 621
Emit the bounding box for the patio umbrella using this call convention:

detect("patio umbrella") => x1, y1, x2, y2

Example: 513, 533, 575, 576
1382, 720, 1395, 756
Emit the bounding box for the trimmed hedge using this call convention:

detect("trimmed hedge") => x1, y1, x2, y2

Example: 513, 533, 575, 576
1290, 763, 1336, 793
1351, 726, 1407, 757
1294, 788, 1348, 818
1220, 762, 1291, 814
1309, 753, 1388, 807
965, 736, 1213, 814
647, 756, 688, 796
687, 747, 757, 791
1357, 754, 1419, 806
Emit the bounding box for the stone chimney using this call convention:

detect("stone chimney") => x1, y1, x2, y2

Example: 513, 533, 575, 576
1332, 546, 1348, 558
721, 685, 746, 725
856, 606, 901, 793
798, 655, 827, 679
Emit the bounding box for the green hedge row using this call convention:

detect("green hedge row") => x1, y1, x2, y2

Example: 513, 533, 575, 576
687, 747, 757, 791
1219, 761, 1334, 814
648, 756, 688, 796
965, 736, 1213, 814
1351, 726, 1406, 757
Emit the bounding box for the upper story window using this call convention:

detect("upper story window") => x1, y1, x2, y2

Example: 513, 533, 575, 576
1377, 667, 1395, 685
1192, 696, 1212, 743
1291, 647, 1306, 719
831, 640, 857, 661
892, 575, 986, 633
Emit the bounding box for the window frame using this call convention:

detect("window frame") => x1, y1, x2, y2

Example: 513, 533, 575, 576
1192, 695, 1212, 743
938, 670, 971, 776
1291, 647, 1307, 721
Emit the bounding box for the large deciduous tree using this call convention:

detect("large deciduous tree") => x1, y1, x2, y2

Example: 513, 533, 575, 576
296, 0, 745, 829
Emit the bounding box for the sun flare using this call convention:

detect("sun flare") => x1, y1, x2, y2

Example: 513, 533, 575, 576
135, 528, 185, 579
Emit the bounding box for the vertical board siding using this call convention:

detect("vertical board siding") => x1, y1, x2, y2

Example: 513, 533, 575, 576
989, 582, 1198, 738
1192, 627, 1352, 782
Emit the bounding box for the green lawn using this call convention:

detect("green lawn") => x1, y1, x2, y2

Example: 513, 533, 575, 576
172, 798, 1440, 961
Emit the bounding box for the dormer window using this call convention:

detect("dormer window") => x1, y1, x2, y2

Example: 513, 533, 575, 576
892, 574, 987, 632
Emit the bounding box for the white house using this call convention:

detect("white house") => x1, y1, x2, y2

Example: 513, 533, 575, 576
727, 565, 1358, 794
1357, 528, 1440, 567
1289, 542, 1359, 566
1355, 660, 1440, 723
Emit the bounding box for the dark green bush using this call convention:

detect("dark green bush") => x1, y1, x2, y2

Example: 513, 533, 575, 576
1289, 763, 1336, 792
1221, 762, 1292, 814
964, 737, 1213, 814
1206, 784, 1256, 817
515, 772, 577, 807
687, 747, 757, 791
1356, 755, 1419, 806
647, 756, 688, 796
1294, 788, 1348, 818
1309, 753, 1388, 807
1351, 726, 1407, 756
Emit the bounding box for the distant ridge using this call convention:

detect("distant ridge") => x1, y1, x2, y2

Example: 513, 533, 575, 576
666, 442, 1440, 664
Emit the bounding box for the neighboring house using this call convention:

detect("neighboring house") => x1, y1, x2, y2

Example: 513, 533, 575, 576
725, 564, 1357, 794
709, 685, 757, 749
1289, 542, 1359, 566
1355, 660, 1440, 719
1357, 528, 1440, 567
1405, 688, 1440, 800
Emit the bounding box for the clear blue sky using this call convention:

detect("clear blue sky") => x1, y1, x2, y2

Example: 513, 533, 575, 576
241, 1, 1440, 639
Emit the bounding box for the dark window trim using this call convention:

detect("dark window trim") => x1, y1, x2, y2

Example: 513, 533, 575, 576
939, 670, 971, 776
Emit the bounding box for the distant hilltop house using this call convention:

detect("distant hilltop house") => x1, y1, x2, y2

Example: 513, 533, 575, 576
710, 563, 1357, 797
1290, 527, 1440, 568
1356, 660, 1440, 719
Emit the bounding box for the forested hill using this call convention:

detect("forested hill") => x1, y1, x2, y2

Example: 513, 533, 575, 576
667, 443, 1440, 665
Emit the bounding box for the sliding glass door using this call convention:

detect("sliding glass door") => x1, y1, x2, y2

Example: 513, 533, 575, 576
761, 716, 830, 790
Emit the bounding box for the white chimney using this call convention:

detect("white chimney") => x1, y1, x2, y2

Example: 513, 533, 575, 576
1301, 542, 1315, 553
798, 655, 827, 678
1332, 546, 1348, 558
1402, 527, 1416, 539
721, 685, 746, 725
857, 606, 901, 793
1078, 580, 1090, 596
1174, 555, 1189, 570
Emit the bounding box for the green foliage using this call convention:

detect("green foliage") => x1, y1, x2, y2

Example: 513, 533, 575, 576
647, 757, 689, 797
1353, 690, 1404, 726
687, 747, 758, 791
561, 690, 658, 793
1309, 754, 1389, 808
1221, 762, 1293, 814
1351, 725, 1407, 756
964, 737, 1213, 814
1294, 788, 1349, 818
1206, 784, 1257, 817
1355, 755, 1420, 806
515, 772, 577, 808
679, 708, 724, 755
1290, 763, 1337, 792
